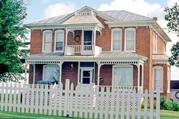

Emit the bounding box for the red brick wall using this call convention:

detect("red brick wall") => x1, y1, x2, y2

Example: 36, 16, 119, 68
30, 30, 42, 54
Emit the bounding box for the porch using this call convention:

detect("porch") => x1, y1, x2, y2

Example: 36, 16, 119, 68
26, 54, 146, 90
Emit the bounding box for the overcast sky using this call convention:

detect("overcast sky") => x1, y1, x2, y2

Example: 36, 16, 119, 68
24, 0, 179, 80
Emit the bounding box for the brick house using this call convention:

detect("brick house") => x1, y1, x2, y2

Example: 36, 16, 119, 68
25, 6, 171, 97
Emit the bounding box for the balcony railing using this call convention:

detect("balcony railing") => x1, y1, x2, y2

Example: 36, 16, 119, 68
65, 45, 102, 56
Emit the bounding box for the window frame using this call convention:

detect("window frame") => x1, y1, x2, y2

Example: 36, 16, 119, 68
124, 28, 136, 52
42, 64, 60, 81
42, 30, 52, 53
111, 28, 122, 51
54, 30, 64, 52
112, 64, 133, 87
153, 66, 163, 92
153, 32, 158, 54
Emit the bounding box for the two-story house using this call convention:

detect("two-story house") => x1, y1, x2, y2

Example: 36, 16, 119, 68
25, 6, 171, 97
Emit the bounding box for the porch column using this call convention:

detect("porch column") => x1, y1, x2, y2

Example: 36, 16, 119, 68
141, 64, 144, 91
137, 64, 140, 89
93, 29, 96, 55
57, 62, 63, 84
65, 28, 68, 54
25, 63, 28, 84
97, 63, 101, 86
32, 64, 36, 84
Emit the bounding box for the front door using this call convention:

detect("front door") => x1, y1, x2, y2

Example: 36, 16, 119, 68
83, 31, 92, 53
80, 68, 93, 84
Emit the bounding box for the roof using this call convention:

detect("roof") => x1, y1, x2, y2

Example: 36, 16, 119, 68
101, 10, 152, 21
25, 7, 153, 27
62, 14, 103, 27
171, 80, 179, 89
26, 51, 147, 62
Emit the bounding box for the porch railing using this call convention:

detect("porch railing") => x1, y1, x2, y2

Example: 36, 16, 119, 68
65, 45, 102, 55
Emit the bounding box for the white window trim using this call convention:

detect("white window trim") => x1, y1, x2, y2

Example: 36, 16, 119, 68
79, 67, 94, 84
124, 28, 136, 52
153, 66, 164, 93
112, 64, 133, 86
54, 30, 64, 52
42, 30, 52, 53
153, 32, 158, 54
42, 64, 59, 81
111, 28, 122, 52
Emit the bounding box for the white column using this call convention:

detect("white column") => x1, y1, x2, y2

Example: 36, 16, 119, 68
57, 62, 63, 84
65, 28, 68, 54
137, 64, 140, 88
25, 63, 28, 84
32, 64, 36, 84
93, 29, 96, 55
141, 64, 144, 91
97, 63, 101, 86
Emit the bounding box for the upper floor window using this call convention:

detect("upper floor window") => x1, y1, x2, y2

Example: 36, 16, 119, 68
43, 30, 52, 53
153, 66, 163, 92
125, 28, 136, 51
111, 28, 122, 51
153, 32, 158, 54
54, 30, 64, 52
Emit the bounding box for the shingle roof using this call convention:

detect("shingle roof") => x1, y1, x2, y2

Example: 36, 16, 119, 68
26, 9, 153, 27
101, 10, 152, 21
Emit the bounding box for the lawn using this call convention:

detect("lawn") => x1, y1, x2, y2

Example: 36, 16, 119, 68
0, 110, 178, 119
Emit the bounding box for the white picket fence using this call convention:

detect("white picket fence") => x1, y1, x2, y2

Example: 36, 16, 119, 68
0, 79, 160, 119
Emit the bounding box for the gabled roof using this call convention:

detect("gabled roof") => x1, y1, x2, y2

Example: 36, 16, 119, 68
25, 6, 153, 27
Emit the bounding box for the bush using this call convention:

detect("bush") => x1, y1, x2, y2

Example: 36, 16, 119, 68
160, 96, 179, 111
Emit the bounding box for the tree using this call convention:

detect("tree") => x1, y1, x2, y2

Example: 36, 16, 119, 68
165, 3, 179, 67
0, 0, 27, 81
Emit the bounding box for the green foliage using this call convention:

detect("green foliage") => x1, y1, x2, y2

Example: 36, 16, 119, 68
165, 3, 179, 32
0, 0, 27, 81
169, 42, 179, 67
160, 96, 179, 111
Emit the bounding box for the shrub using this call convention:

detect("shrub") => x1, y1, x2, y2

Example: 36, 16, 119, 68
160, 96, 179, 111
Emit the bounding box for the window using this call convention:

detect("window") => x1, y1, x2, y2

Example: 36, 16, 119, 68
125, 28, 136, 51
153, 66, 163, 92
43, 65, 59, 81
43, 30, 52, 53
112, 65, 133, 87
153, 32, 158, 54
55, 30, 64, 52
79, 68, 93, 84
111, 28, 122, 51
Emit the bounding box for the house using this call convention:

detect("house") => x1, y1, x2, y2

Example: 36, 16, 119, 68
170, 80, 179, 103
25, 6, 171, 98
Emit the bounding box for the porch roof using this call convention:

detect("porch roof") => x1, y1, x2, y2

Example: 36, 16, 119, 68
26, 52, 147, 64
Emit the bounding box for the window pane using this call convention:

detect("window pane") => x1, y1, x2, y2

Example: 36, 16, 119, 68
55, 31, 64, 51
126, 30, 135, 51
44, 65, 59, 81
56, 42, 63, 51
44, 31, 52, 52
113, 67, 133, 86
112, 30, 122, 51
153, 68, 163, 91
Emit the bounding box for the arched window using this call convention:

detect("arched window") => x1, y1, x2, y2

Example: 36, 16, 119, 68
43, 30, 52, 53
111, 28, 122, 51
125, 28, 136, 51
54, 30, 64, 52
153, 66, 163, 92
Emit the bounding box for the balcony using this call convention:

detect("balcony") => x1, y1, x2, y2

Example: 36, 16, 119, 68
65, 45, 102, 56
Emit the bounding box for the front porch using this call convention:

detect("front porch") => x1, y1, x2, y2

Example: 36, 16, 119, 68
26, 61, 144, 91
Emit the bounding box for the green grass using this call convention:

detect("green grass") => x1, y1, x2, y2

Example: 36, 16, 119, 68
0, 110, 178, 119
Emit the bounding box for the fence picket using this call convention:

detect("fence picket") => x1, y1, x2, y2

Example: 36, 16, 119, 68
0, 81, 160, 119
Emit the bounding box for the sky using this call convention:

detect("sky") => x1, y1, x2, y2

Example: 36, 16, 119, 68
24, 0, 179, 80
